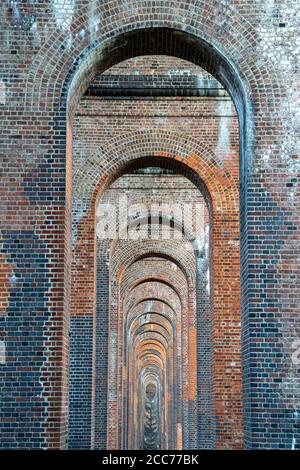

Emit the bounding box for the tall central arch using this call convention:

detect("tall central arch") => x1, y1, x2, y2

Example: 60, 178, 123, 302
62, 26, 251, 450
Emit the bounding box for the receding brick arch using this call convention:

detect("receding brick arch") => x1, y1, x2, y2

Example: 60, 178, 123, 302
63, 24, 249, 446
73, 129, 237, 214
102, 204, 200, 448
126, 289, 179, 451
69, 125, 242, 448
126, 278, 186, 306
108, 213, 205, 262
122, 265, 187, 312
91, 231, 199, 448
129, 331, 172, 449
124, 282, 189, 450
111, 240, 196, 285
108, 275, 188, 450
124, 282, 182, 319
130, 334, 169, 449
127, 301, 178, 326
121, 259, 188, 299
120, 272, 188, 312
128, 313, 177, 341
72, 129, 236, 324
111, 237, 197, 444
24, 5, 280, 120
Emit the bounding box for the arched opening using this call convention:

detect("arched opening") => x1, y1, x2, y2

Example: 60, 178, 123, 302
67, 26, 247, 450
94, 157, 210, 450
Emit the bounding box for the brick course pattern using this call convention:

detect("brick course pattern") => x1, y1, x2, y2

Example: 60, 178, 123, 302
0, 0, 299, 450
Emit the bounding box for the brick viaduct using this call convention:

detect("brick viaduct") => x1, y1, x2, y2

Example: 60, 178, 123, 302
0, 0, 299, 450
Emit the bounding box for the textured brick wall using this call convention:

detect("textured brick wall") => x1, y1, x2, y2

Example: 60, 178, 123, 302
0, 0, 299, 450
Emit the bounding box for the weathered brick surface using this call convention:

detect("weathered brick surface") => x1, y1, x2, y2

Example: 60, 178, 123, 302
0, 0, 299, 451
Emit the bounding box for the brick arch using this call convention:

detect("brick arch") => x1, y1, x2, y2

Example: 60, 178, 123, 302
127, 308, 178, 334
74, 128, 238, 219
129, 312, 175, 335
131, 324, 172, 348
111, 239, 196, 440
111, 240, 196, 286
131, 333, 169, 436
121, 259, 188, 282
24, 2, 281, 118
66, 22, 243, 451
71, 125, 242, 448
126, 278, 186, 306
120, 268, 188, 308
125, 282, 182, 317
96, 205, 199, 448
108, 276, 188, 449
131, 298, 176, 316
120, 259, 188, 299
108, 212, 205, 259
109, 223, 200, 448
125, 297, 181, 450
